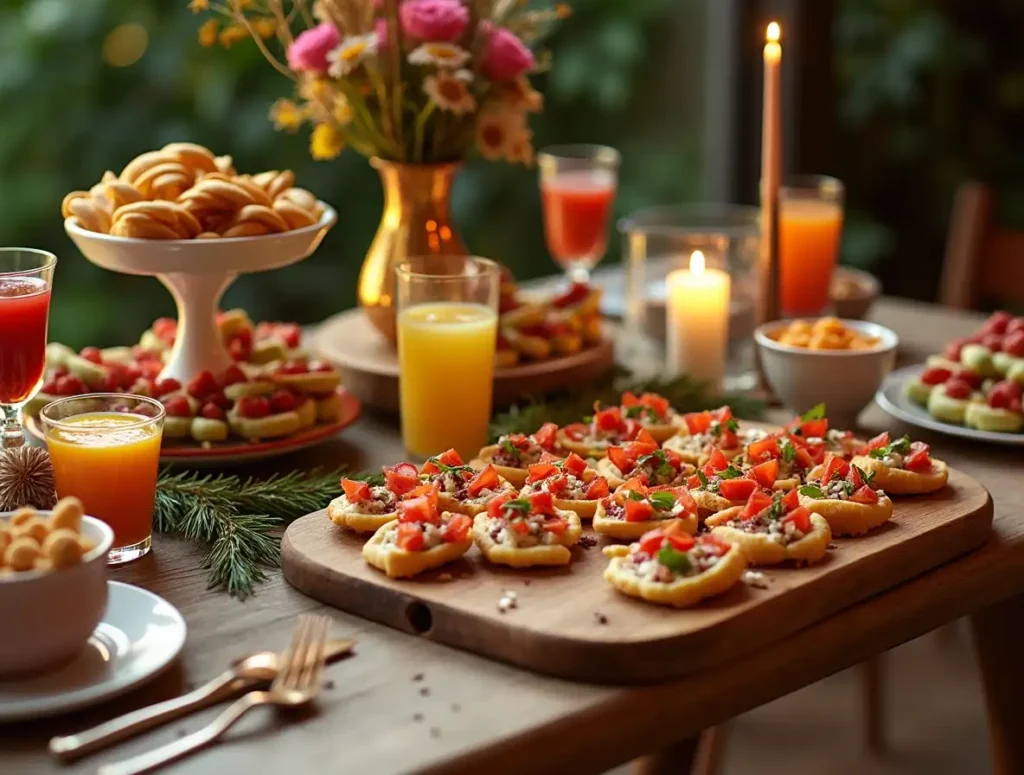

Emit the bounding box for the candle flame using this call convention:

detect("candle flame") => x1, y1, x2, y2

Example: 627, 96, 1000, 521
766, 21, 780, 43
689, 250, 706, 275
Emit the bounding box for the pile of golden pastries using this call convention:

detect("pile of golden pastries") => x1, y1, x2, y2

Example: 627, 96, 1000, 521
61, 142, 324, 240
771, 317, 880, 351
1, 498, 95, 574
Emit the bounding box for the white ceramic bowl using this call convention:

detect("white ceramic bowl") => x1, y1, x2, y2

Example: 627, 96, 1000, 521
0, 514, 113, 677
754, 319, 898, 427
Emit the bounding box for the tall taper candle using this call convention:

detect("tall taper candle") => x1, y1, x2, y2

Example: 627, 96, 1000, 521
760, 21, 782, 325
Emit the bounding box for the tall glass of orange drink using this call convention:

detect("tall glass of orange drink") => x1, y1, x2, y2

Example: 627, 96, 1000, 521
779, 175, 845, 317
41, 393, 165, 565
396, 256, 500, 460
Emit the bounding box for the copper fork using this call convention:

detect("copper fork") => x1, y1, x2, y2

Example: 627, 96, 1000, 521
98, 614, 331, 775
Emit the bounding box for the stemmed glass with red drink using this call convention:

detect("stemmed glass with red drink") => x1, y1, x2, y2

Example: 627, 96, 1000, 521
0, 249, 56, 448
538, 145, 620, 285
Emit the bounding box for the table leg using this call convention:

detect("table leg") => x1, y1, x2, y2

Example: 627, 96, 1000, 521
631, 735, 699, 775
860, 655, 886, 752
971, 593, 1024, 775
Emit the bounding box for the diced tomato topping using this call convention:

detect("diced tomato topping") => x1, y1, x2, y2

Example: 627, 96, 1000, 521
783, 506, 812, 533
746, 436, 781, 462
544, 517, 569, 534
683, 411, 713, 435
546, 475, 569, 495
705, 448, 729, 472
487, 492, 514, 519
781, 488, 800, 510
341, 478, 372, 503
621, 391, 640, 407
665, 531, 695, 552
437, 449, 464, 467
395, 523, 425, 551
607, 446, 632, 475
697, 534, 731, 556
718, 427, 739, 449
633, 428, 658, 448
384, 463, 420, 495
748, 459, 778, 488
526, 462, 559, 484
624, 498, 655, 522
529, 491, 555, 515
686, 474, 702, 489
638, 529, 666, 556
850, 485, 879, 505
822, 454, 848, 483
504, 434, 530, 451
904, 441, 933, 472
618, 477, 648, 495
622, 419, 643, 441
420, 460, 440, 475
562, 452, 588, 477
584, 476, 610, 499
532, 422, 558, 450
798, 418, 829, 439
442, 514, 472, 543
719, 477, 758, 502
402, 482, 439, 503
741, 490, 774, 519
861, 432, 890, 455
467, 464, 500, 497
593, 406, 623, 432
510, 520, 531, 535
792, 443, 815, 470
562, 423, 587, 441
398, 495, 439, 525
847, 463, 864, 489
920, 366, 952, 386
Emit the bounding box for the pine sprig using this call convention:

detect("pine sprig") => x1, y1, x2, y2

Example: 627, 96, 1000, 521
153, 468, 347, 599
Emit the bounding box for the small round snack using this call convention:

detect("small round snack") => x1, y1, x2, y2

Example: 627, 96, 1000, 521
905, 366, 954, 408
797, 454, 894, 537
965, 400, 1024, 433
851, 433, 948, 495
603, 526, 746, 609
771, 317, 880, 350
47, 496, 85, 533
42, 529, 84, 569
13, 516, 48, 544
327, 471, 405, 534
5, 537, 42, 572
618, 391, 681, 442
705, 489, 831, 566
518, 452, 610, 518
596, 429, 693, 489
473, 422, 563, 488
362, 493, 473, 579
557, 404, 644, 459
472, 491, 582, 568
927, 380, 973, 425
418, 451, 517, 516
686, 450, 779, 518
663, 406, 742, 466
592, 477, 698, 540
737, 433, 819, 490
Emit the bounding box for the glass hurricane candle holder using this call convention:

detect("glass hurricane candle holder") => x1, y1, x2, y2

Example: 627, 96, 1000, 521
617, 205, 761, 391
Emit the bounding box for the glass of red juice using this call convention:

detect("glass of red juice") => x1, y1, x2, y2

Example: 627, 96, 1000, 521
538, 144, 620, 285
0, 249, 56, 448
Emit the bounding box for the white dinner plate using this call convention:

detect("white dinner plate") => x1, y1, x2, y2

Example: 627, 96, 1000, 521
875, 364, 1024, 446
0, 581, 186, 721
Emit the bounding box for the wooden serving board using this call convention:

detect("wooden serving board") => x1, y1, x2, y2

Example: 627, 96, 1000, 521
312, 308, 615, 412
282, 466, 992, 684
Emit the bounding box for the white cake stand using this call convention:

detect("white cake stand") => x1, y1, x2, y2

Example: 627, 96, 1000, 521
63, 206, 337, 383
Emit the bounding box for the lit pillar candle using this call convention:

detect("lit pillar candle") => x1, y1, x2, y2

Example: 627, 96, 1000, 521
760, 21, 782, 325
666, 251, 731, 390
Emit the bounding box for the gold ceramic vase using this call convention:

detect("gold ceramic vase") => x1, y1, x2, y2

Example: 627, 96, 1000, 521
358, 158, 467, 343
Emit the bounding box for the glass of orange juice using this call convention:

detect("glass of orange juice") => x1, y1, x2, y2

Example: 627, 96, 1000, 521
41, 393, 165, 565
396, 256, 500, 459
779, 175, 845, 317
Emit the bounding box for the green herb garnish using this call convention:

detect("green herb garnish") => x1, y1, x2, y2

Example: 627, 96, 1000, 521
724, 417, 740, 432
869, 436, 911, 460
781, 440, 796, 463
648, 491, 677, 511
626, 489, 646, 501
801, 403, 826, 422
853, 464, 874, 484
697, 470, 710, 487
798, 484, 825, 499
501, 498, 532, 516
623, 405, 643, 419
718, 466, 743, 480
657, 545, 692, 572
500, 438, 520, 460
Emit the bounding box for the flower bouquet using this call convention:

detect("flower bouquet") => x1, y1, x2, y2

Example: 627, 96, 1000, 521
192, 0, 568, 339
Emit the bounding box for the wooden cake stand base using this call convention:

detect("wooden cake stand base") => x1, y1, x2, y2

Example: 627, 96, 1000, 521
311, 308, 615, 412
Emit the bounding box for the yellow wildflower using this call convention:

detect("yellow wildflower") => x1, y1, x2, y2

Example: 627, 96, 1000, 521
188, 0, 209, 12
332, 96, 353, 125
299, 76, 332, 104
252, 17, 277, 40
198, 18, 219, 47
269, 99, 304, 132
310, 122, 345, 160
219, 23, 249, 48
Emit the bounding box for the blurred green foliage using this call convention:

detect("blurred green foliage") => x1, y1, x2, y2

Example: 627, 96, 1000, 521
0, 0, 703, 348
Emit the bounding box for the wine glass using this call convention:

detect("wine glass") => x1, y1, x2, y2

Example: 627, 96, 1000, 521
0, 249, 56, 448
538, 144, 620, 285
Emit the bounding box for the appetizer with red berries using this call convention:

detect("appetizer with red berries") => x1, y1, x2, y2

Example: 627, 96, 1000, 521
686, 450, 779, 517
327, 462, 420, 533
557, 405, 644, 459
663, 406, 743, 465
362, 491, 474, 579
419, 450, 517, 515
705, 489, 832, 566
473, 422, 563, 487
595, 429, 694, 488
617, 391, 681, 442
798, 455, 894, 536
592, 477, 699, 540
517, 453, 610, 518
471, 491, 582, 568
850, 433, 948, 495
602, 525, 746, 608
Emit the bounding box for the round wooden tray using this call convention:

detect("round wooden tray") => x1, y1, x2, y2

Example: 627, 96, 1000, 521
312, 308, 615, 412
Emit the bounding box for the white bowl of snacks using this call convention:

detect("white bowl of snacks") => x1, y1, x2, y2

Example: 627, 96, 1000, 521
755, 317, 898, 427
0, 498, 112, 677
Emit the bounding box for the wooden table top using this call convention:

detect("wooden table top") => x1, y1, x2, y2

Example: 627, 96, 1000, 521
7, 297, 1024, 775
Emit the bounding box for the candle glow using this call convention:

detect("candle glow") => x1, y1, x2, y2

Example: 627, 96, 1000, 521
666, 251, 731, 389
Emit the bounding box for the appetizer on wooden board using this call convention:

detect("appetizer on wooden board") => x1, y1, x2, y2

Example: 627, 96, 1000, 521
592, 477, 699, 540
798, 455, 894, 537
518, 453, 610, 518
849, 433, 948, 495
595, 429, 695, 489
472, 492, 582, 568
474, 422, 564, 487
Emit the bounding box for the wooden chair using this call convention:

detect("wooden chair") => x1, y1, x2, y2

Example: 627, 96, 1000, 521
940, 181, 1024, 309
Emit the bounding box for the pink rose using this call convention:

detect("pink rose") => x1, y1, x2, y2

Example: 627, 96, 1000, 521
400, 0, 469, 43
481, 26, 534, 81
287, 23, 341, 73
376, 18, 389, 50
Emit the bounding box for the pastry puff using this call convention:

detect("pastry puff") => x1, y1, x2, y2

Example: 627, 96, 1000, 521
326, 495, 397, 534
663, 433, 742, 467
555, 431, 612, 460
602, 541, 747, 608
471, 508, 582, 568
798, 494, 894, 537
472, 446, 531, 488
705, 507, 832, 565
690, 489, 742, 519
849, 455, 949, 495
362, 519, 473, 579
592, 499, 698, 541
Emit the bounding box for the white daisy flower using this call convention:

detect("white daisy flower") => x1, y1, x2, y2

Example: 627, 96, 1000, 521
424, 72, 476, 115
328, 33, 378, 77
408, 42, 471, 69
453, 68, 474, 82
